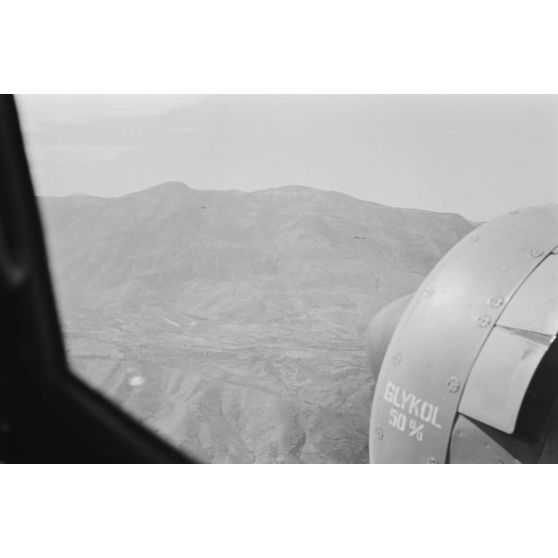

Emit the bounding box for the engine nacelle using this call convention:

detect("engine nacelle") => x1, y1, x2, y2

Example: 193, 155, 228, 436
367, 205, 558, 463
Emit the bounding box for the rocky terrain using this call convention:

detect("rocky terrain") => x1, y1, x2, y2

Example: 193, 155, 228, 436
38, 182, 473, 463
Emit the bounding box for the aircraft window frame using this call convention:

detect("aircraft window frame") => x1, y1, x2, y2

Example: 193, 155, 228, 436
0, 94, 194, 463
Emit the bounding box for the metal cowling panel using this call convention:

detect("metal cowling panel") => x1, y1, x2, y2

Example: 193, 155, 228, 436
458, 253, 558, 434
369, 205, 558, 463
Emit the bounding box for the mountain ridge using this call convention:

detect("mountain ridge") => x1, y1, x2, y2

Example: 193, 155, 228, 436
38, 182, 473, 463
40, 181, 471, 222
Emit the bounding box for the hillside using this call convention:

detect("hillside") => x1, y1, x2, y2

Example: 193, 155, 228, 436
38, 182, 473, 463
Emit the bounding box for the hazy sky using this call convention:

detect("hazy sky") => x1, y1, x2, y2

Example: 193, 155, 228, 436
17, 94, 558, 221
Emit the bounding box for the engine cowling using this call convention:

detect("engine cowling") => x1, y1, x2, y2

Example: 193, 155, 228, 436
367, 205, 558, 463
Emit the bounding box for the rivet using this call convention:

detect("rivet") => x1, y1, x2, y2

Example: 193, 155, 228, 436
447, 376, 460, 393
427, 457, 438, 464
468, 235, 479, 243
375, 428, 384, 440
476, 315, 491, 328
488, 296, 504, 309
392, 352, 402, 366
529, 248, 544, 258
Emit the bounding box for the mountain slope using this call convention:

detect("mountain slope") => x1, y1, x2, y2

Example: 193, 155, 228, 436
39, 182, 473, 463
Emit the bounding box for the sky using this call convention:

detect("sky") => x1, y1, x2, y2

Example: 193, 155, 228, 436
16, 94, 558, 221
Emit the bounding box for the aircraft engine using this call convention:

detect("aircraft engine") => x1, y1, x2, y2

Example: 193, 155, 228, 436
367, 205, 558, 463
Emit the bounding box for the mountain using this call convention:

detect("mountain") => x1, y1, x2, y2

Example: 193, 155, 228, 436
38, 182, 473, 463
